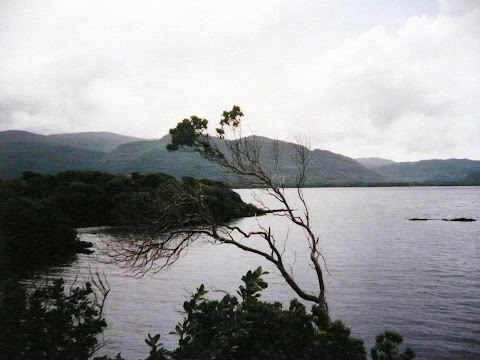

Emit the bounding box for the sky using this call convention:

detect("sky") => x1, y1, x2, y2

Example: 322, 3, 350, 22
0, 0, 479, 162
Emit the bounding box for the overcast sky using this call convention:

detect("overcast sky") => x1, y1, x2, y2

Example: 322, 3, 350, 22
0, 0, 478, 161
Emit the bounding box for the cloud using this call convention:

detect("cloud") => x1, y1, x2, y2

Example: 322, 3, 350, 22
0, 0, 285, 136
292, 1, 480, 160
0, 0, 478, 161
438, 0, 480, 15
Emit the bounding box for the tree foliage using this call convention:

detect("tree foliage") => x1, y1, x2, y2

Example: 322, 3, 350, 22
169, 266, 366, 360
0, 276, 109, 360
371, 332, 416, 360
0, 182, 89, 271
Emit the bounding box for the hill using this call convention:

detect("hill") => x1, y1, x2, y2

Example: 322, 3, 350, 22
46, 131, 147, 152
373, 159, 480, 183
99, 137, 225, 181
0, 130, 47, 143
2, 130, 478, 186
0, 130, 145, 152
0, 142, 104, 179
99, 135, 389, 186
356, 157, 396, 169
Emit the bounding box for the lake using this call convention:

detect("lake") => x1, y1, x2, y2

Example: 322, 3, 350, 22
37, 187, 480, 359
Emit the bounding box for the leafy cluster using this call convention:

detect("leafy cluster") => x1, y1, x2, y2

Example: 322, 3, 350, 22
0, 278, 107, 360
169, 267, 366, 360
166, 116, 209, 151
371, 332, 416, 360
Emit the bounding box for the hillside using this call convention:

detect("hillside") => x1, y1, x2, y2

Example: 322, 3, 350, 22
0, 130, 47, 143
99, 135, 389, 185
2, 130, 478, 186
100, 137, 225, 181
0, 142, 104, 179
46, 132, 147, 152
0, 130, 145, 152
356, 157, 396, 169
307, 150, 389, 184
373, 159, 480, 183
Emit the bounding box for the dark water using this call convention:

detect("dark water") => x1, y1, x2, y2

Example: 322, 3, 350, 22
38, 187, 480, 359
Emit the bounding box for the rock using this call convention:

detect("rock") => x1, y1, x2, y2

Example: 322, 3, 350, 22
409, 217, 476, 222
447, 218, 476, 222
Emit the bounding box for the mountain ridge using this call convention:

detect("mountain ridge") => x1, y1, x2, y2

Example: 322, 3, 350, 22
373, 158, 480, 183
0, 141, 104, 179
0, 130, 148, 152
356, 157, 397, 169
1, 130, 479, 185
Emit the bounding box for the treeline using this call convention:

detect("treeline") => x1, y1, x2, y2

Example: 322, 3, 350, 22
0, 171, 261, 271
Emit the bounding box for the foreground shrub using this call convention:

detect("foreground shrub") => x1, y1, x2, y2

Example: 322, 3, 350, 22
99, 267, 414, 360
0, 277, 108, 360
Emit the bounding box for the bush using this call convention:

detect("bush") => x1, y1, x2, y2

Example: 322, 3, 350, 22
12, 268, 413, 360
169, 267, 367, 360
0, 184, 88, 271
0, 277, 108, 360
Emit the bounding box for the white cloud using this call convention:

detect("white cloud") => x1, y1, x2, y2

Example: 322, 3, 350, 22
289, 1, 480, 160
438, 0, 480, 15
0, 0, 478, 161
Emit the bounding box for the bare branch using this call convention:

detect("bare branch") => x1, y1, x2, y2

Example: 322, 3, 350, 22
110, 106, 329, 311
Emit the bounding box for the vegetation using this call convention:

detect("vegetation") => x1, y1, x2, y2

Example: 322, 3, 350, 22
0, 276, 109, 360
0, 170, 261, 271
371, 332, 416, 360
0, 182, 89, 271
0, 267, 415, 359
8, 170, 260, 228
167, 267, 367, 360
94, 268, 414, 360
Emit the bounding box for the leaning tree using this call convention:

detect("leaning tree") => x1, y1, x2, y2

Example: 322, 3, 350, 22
110, 106, 329, 311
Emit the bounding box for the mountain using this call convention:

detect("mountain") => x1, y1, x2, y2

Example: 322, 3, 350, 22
99, 135, 389, 185
356, 157, 396, 169
46, 132, 148, 152
99, 136, 225, 181
373, 159, 480, 183
0, 130, 47, 143
2, 130, 478, 186
0, 130, 143, 179
305, 149, 389, 184
0, 142, 104, 179
0, 130, 146, 153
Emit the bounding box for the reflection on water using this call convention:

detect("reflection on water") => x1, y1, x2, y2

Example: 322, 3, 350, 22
36, 187, 480, 359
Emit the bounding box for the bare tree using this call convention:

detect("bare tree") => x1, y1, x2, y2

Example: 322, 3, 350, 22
110, 106, 328, 311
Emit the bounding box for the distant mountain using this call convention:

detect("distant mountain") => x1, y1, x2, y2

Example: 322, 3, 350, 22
0, 130, 47, 143
2, 130, 478, 186
0, 142, 104, 179
99, 135, 389, 185
99, 136, 225, 181
356, 157, 396, 169
373, 159, 480, 183
0, 130, 146, 152
46, 132, 148, 152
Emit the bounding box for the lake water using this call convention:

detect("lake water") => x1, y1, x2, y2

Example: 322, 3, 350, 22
37, 187, 480, 359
